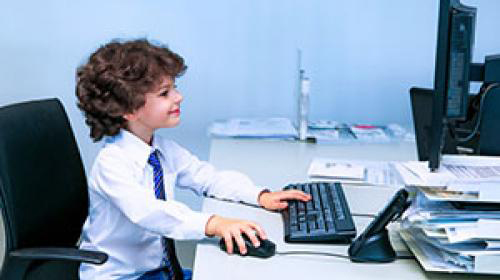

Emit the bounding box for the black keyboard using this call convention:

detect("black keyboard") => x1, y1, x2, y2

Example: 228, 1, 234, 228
281, 182, 356, 243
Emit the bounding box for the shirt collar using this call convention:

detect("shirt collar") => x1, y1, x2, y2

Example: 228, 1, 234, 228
107, 129, 165, 168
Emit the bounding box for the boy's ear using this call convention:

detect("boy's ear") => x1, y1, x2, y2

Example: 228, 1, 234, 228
123, 111, 138, 122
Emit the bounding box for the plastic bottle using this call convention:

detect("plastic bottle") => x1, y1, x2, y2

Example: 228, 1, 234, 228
298, 76, 310, 141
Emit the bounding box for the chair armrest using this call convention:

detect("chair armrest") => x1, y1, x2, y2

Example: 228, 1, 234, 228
10, 247, 108, 265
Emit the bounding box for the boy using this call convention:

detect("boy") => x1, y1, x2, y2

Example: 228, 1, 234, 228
76, 39, 310, 280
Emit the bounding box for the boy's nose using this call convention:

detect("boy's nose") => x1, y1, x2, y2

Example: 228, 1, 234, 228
173, 89, 183, 103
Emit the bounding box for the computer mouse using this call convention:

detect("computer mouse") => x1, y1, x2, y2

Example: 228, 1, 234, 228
219, 234, 276, 258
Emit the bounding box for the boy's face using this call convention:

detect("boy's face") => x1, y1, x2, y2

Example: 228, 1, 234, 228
124, 76, 183, 141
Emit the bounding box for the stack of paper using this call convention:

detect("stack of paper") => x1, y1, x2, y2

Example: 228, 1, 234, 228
400, 186, 500, 274
394, 155, 500, 202
305, 120, 344, 142
395, 154, 500, 274
208, 119, 414, 143
308, 120, 338, 129
350, 125, 391, 142
306, 129, 340, 141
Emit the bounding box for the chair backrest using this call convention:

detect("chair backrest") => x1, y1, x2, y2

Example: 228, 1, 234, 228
0, 98, 88, 253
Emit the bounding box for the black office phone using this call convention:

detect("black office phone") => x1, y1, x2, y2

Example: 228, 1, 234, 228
348, 189, 410, 263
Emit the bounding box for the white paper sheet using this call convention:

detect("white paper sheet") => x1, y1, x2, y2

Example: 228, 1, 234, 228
208, 117, 297, 138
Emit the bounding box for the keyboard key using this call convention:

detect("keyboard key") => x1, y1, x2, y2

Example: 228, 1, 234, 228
299, 222, 307, 231
298, 201, 305, 212
307, 220, 316, 232
317, 216, 325, 230
311, 185, 321, 210
306, 199, 314, 212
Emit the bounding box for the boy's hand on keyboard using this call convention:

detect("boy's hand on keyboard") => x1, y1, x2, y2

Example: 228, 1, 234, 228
205, 215, 266, 255
258, 190, 311, 210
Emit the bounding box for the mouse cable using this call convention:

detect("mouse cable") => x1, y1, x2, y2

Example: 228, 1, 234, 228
275, 251, 350, 259
275, 251, 415, 260
205, 195, 263, 209
206, 197, 379, 217
207, 196, 389, 220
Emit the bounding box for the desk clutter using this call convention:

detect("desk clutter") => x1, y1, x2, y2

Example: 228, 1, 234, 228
397, 155, 500, 274
307, 158, 402, 187
307, 155, 500, 275
401, 190, 500, 274
208, 118, 414, 143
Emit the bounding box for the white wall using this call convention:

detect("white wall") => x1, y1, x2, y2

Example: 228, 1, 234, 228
1, 0, 499, 168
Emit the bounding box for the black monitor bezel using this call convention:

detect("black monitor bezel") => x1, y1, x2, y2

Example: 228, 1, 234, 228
428, 0, 476, 171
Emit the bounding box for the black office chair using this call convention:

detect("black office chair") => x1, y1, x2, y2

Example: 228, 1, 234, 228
0, 98, 107, 279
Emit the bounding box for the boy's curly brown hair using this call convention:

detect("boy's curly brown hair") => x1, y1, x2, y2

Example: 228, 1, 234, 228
76, 39, 187, 142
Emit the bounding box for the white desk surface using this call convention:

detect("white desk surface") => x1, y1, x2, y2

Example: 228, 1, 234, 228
193, 139, 499, 280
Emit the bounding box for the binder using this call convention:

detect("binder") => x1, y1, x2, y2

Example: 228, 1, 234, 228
400, 190, 500, 275
400, 229, 500, 275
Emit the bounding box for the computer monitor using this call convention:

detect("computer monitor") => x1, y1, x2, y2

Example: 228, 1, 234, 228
427, 0, 476, 171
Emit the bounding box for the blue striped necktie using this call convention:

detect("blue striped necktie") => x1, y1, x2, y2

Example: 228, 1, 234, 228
148, 150, 183, 280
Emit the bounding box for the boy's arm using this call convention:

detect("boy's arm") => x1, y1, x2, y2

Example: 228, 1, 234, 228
172, 143, 266, 205
92, 150, 212, 240
171, 142, 310, 209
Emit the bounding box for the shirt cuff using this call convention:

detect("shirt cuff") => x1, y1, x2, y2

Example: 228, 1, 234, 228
184, 211, 213, 239
238, 186, 270, 206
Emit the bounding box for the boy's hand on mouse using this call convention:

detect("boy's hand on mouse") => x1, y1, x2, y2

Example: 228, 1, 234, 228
258, 190, 311, 210
205, 215, 266, 255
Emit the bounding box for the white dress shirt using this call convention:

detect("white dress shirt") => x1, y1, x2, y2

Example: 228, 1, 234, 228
79, 130, 266, 280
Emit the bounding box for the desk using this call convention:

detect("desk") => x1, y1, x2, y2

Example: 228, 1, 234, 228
193, 139, 498, 280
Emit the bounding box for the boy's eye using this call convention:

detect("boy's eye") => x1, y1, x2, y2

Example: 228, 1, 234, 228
159, 85, 177, 97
